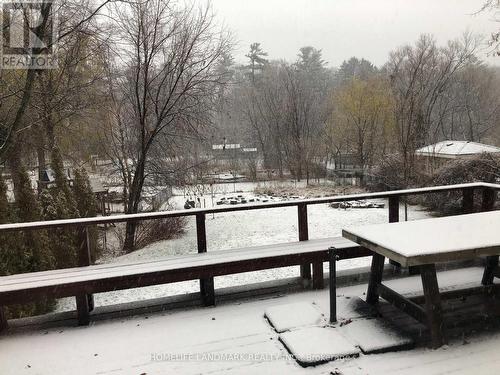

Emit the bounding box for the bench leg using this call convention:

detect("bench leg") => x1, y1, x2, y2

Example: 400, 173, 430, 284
300, 264, 311, 284
87, 294, 95, 312
200, 277, 215, 306
366, 253, 385, 305
420, 264, 446, 348
0, 307, 7, 332
482, 255, 499, 285
329, 248, 337, 323
312, 262, 324, 289
76, 294, 90, 326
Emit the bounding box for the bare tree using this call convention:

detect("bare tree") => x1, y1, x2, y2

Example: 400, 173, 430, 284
106, 0, 232, 251
386, 34, 479, 183
481, 0, 500, 55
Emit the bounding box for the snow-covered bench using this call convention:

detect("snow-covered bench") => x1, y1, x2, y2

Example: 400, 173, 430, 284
0, 237, 368, 329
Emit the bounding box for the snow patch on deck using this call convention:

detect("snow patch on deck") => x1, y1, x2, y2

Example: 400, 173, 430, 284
340, 318, 414, 354
264, 302, 324, 333
279, 326, 360, 366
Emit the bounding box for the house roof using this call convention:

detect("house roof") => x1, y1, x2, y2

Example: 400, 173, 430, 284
415, 141, 500, 158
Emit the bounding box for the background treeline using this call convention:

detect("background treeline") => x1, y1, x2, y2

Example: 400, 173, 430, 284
215, 34, 500, 187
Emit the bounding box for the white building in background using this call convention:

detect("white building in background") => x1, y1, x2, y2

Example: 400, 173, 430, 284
212, 143, 241, 150
415, 140, 500, 171
416, 140, 500, 160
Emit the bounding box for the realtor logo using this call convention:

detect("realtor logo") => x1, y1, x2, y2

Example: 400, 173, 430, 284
1, 0, 58, 69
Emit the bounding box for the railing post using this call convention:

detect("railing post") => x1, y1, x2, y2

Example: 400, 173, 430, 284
388, 195, 399, 223
298, 203, 312, 285
462, 188, 474, 214
481, 187, 496, 212
388, 195, 401, 268
76, 226, 93, 325
197, 213, 215, 306
0, 306, 7, 332
481, 187, 498, 285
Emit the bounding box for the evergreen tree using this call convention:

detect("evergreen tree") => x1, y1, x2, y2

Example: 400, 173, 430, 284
6, 153, 55, 317
296, 46, 325, 74
337, 57, 377, 84
246, 43, 268, 83
40, 189, 79, 269
50, 145, 79, 216
73, 168, 97, 217
8, 154, 54, 272
0, 174, 28, 277
72, 167, 101, 262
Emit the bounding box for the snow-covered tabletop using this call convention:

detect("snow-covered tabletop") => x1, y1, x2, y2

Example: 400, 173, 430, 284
342, 211, 500, 267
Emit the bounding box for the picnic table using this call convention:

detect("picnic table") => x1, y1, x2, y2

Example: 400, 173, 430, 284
342, 210, 500, 348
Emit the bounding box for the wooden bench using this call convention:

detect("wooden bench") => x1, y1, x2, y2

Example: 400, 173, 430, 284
0, 237, 369, 330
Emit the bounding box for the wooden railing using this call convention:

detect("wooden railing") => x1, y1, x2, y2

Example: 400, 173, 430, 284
0, 182, 499, 284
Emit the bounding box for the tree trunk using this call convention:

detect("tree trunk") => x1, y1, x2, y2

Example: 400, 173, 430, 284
123, 159, 146, 252
35, 125, 46, 193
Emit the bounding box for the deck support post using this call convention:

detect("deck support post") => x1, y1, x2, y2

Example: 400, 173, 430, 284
388, 196, 401, 268
76, 294, 90, 326
0, 307, 7, 332
462, 188, 474, 214
197, 213, 215, 306
480, 187, 498, 286
482, 255, 499, 286
329, 247, 337, 323
420, 263, 446, 348
298, 204, 312, 285
75, 226, 93, 324
312, 262, 324, 289
366, 253, 385, 305
481, 187, 496, 212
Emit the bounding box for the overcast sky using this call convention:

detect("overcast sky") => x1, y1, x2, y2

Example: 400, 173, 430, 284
209, 0, 500, 68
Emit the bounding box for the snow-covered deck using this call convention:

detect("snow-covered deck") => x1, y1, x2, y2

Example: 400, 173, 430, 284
2, 266, 500, 375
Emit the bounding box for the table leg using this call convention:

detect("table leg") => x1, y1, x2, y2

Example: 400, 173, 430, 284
420, 264, 446, 348
481, 255, 499, 286
366, 253, 385, 305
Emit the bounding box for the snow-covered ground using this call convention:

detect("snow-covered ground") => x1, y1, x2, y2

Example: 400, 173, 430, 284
55, 183, 432, 312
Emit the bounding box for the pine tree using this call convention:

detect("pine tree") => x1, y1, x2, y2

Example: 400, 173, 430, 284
73, 168, 97, 217
7, 153, 54, 272
72, 167, 101, 262
41, 146, 82, 268
246, 43, 268, 83
0, 174, 28, 277
6, 153, 55, 317
40, 190, 79, 269
50, 145, 79, 216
